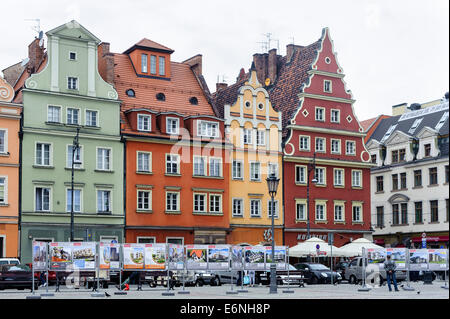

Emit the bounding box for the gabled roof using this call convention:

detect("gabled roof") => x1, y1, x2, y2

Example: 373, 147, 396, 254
46, 20, 101, 43
360, 117, 379, 132
123, 38, 174, 54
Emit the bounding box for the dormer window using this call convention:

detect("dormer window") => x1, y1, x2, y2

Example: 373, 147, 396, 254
126, 89, 135, 97
150, 55, 157, 74
141, 54, 148, 73
137, 114, 151, 131
166, 117, 179, 135
156, 93, 165, 101
189, 97, 198, 105
198, 120, 219, 138
159, 57, 165, 76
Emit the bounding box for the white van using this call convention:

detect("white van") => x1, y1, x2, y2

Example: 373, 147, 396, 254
345, 257, 407, 284
0, 258, 20, 266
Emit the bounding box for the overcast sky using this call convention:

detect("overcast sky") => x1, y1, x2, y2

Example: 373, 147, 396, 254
1, 0, 448, 121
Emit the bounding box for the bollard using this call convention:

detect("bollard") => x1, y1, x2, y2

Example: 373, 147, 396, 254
358, 247, 371, 292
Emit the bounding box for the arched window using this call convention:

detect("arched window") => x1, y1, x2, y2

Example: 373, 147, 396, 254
156, 93, 166, 101
126, 89, 135, 97
189, 97, 198, 105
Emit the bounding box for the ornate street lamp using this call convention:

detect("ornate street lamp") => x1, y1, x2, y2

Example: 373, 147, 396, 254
306, 154, 317, 262
266, 172, 280, 294
70, 127, 81, 242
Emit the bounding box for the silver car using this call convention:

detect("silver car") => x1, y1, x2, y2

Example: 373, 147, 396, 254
345, 257, 407, 285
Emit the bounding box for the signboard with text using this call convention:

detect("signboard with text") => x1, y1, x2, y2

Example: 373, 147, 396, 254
186, 245, 208, 270
207, 245, 230, 270
32, 241, 48, 271
99, 242, 120, 270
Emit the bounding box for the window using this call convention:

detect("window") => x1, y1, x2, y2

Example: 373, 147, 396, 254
167, 237, 184, 245
150, 55, 157, 74
415, 202, 423, 223
315, 107, 325, 121
141, 54, 148, 73
346, 141, 355, 155
194, 194, 206, 212
137, 237, 155, 244
392, 174, 399, 190
268, 200, 279, 218
198, 121, 219, 138
69, 52, 76, 60
97, 148, 111, 170
66, 189, 81, 212
334, 169, 344, 187
243, 129, 253, 145
299, 136, 310, 151
376, 206, 384, 228
334, 204, 344, 221
436, 112, 449, 131
401, 203, 408, 224
166, 192, 179, 212
424, 144, 431, 157
331, 109, 340, 123
210, 195, 222, 213
250, 199, 261, 217
193, 156, 206, 176
295, 165, 307, 184
35, 187, 50, 211
67, 145, 82, 168
314, 167, 326, 185
47, 106, 61, 123
35, 143, 51, 166
86, 110, 98, 127
331, 139, 341, 154
380, 124, 397, 143
166, 154, 179, 174
189, 97, 198, 105
446, 199, 449, 222
137, 114, 151, 131
126, 89, 135, 97
159, 57, 165, 76
324, 80, 332, 93
232, 160, 243, 179
429, 167, 438, 185
137, 190, 152, 211
399, 149, 406, 162
400, 172, 407, 189
268, 163, 278, 178
296, 202, 307, 220
392, 150, 399, 163
0, 177, 6, 204
392, 204, 399, 225
414, 170, 422, 187
209, 158, 222, 177
137, 152, 151, 172
0, 130, 6, 154
376, 176, 384, 192
97, 190, 111, 213
68, 77, 78, 90
232, 199, 243, 217
66, 108, 79, 125
256, 130, 265, 146
430, 200, 439, 222
156, 93, 165, 101
315, 203, 326, 221
166, 118, 179, 134
315, 137, 325, 152
352, 204, 362, 222
371, 154, 377, 164
408, 118, 423, 134
250, 162, 261, 181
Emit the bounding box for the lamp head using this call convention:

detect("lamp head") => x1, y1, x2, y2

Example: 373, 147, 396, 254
266, 173, 280, 196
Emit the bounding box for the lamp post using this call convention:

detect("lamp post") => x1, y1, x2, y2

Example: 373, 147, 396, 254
70, 127, 81, 242
266, 172, 280, 294
306, 154, 317, 262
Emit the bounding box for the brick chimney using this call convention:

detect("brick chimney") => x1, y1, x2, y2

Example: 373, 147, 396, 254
268, 48, 277, 84
98, 42, 115, 85
216, 82, 228, 92
286, 44, 304, 64
183, 54, 202, 77
27, 38, 45, 74
236, 68, 246, 82
252, 53, 268, 85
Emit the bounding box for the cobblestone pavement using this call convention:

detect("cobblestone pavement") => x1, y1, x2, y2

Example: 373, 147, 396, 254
0, 281, 448, 299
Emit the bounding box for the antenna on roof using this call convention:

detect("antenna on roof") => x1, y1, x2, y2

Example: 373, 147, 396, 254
25, 18, 41, 36
289, 36, 295, 45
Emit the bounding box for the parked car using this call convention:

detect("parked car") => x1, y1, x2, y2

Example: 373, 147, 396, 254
409, 270, 437, 282
174, 270, 215, 287
344, 257, 407, 285
294, 263, 342, 284
334, 261, 349, 280
258, 264, 305, 286
0, 264, 39, 291
0, 258, 20, 266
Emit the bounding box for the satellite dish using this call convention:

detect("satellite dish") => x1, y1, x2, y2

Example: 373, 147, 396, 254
38, 30, 43, 39
39, 37, 44, 47
21, 57, 30, 67
265, 78, 271, 86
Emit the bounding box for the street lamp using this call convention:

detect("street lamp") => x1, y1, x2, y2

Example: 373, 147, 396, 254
70, 127, 82, 242
266, 172, 280, 294
306, 154, 317, 262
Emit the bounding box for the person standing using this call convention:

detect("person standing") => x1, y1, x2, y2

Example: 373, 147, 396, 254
248, 270, 256, 287
384, 255, 399, 292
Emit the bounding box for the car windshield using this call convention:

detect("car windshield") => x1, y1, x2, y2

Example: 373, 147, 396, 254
309, 264, 330, 271
288, 264, 297, 270
3, 264, 30, 272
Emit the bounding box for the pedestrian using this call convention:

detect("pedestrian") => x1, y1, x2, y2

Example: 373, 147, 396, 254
383, 255, 399, 292
248, 270, 255, 287
39, 272, 46, 287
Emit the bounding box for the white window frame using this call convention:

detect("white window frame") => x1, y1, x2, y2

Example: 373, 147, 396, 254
267, 200, 279, 218
66, 107, 80, 125
96, 147, 112, 171
295, 199, 307, 221
0, 129, 7, 154
315, 137, 326, 153
232, 160, 243, 180
150, 55, 157, 75
232, 198, 244, 217
66, 144, 83, 169
137, 189, 152, 211
334, 201, 345, 222
315, 107, 325, 122
47, 105, 62, 123
209, 194, 222, 213
69, 51, 77, 61
141, 53, 148, 73
166, 191, 180, 212
299, 135, 310, 151
66, 188, 82, 213
96, 189, 112, 213
159, 56, 165, 76
315, 167, 326, 185
0, 176, 8, 204
209, 157, 222, 177
256, 129, 266, 146
334, 168, 345, 187
315, 201, 327, 221
193, 156, 207, 176
352, 202, 363, 222
330, 109, 340, 123
137, 236, 156, 244
85, 109, 99, 127
193, 193, 207, 213
166, 154, 180, 174
137, 114, 151, 132
331, 139, 341, 154
346, 140, 356, 156
35, 141, 52, 166
166, 117, 180, 135
295, 165, 307, 184
243, 128, 253, 145
166, 237, 184, 245
197, 120, 219, 138
324, 80, 332, 93
250, 199, 261, 217
137, 151, 152, 173
352, 170, 362, 188
67, 76, 78, 90
250, 161, 261, 181
34, 186, 52, 212
268, 162, 279, 178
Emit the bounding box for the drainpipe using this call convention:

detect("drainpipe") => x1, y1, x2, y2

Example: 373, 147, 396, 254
18, 108, 23, 260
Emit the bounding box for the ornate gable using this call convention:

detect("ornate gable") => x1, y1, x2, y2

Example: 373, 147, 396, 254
0, 76, 14, 102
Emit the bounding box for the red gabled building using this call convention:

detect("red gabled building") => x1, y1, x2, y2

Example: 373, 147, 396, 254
99, 39, 231, 245
250, 28, 373, 247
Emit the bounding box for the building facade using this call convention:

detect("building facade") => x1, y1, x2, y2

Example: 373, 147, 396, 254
18, 21, 123, 262
212, 66, 284, 245
0, 77, 21, 258
99, 38, 230, 245
366, 96, 449, 248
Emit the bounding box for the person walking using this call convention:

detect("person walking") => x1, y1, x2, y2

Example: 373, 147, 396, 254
384, 255, 399, 292
248, 270, 256, 287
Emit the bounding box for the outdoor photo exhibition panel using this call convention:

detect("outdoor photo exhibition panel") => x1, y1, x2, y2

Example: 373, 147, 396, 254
427, 249, 448, 271
386, 248, 407, 269
409, 249, 429, 271
144, 243, 167, 270
244, 246, 266, 270
185, 245, 209, 270
264, 246, 288, 271
122, 244, 145, 270
32, 241, 48, 271
207, 245, 231, 270
168, 244, 184, 270
231, 246, 244, 270
99, 242, 121, 270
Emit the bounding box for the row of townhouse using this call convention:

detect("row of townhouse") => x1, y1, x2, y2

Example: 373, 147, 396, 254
0, 21, 373, 262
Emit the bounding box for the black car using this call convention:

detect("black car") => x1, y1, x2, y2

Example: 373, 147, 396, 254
334, 261, 349, 280
294, 263, 342, 284
0, 264, 39, 291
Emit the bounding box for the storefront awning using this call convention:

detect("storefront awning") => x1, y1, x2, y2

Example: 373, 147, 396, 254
412, 236, 449, 243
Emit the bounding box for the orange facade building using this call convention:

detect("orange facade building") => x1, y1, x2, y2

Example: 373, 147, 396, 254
99, 39, 230, 245
0, 76, 21, 258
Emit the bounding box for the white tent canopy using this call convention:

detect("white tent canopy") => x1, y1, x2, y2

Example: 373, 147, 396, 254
288, 237, 349, 258
339, 238, 384, 257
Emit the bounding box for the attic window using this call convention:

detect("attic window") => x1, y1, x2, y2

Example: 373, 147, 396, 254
325, 57, 331, 64
258, 103, 264, 110
245, 101, 251, 108
189, 97, 198, 105
126, 89, 135, 97
156, 93, 166, 101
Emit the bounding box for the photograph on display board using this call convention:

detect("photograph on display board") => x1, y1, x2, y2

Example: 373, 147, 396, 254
72, 243, 96, 270
123, 244, 144, 269
168, 245, 184, 270
428, 249, 448, 270
32, 242, 47, 270
244, 247, 266, 270
367, 249, 386, 264
386, 248, 406, 268
144, 244, 166, 270
409, 249, 429, 270
50, 243, 73, 270
265, 246, 287, 270
207, 245, 230, 270
231, 246, 243, 270
186, 246, 208, 269
100, 243, 120, 270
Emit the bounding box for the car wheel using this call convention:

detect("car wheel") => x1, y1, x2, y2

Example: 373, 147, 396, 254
349, 275, 356, 285
211, 276, 221, 286
310, 276, 319, 285
195, 279, 204, 287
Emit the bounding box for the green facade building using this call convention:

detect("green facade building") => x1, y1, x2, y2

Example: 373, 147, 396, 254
20, 21, 123, 261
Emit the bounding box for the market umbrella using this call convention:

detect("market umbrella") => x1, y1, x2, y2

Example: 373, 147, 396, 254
288, 237, 348, 257
339, 238, 384, 257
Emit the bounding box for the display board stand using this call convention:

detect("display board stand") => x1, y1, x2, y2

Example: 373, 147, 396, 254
26, 263, 41, 299
178, 252, 190, 295
402, 248, 414, 291
442, 251, 449, 290
162, 268, 175, 296
115, 251, 127, 295
358, 247, 370, 292
237, 270, 248, 293
91, 243, 105, 297
283, 247, 294, 294
226, 272, 238, 295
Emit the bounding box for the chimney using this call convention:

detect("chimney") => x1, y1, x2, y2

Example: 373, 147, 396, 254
268, 48, 277, 84
183, 54, 202, 77
216, 82, 228, 92
252, 53, 268, 85
98, 42, 115, 85
286, 44, 295, 63
236, 68, 246, 82
27, 38, 45, 74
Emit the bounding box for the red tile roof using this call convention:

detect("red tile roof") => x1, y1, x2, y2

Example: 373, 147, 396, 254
360, 117, 378, 131
124, 38, 174, 54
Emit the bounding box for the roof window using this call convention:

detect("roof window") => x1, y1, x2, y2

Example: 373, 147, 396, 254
156, 93, 166, 101
126, 89, 135, 97
189, 97, 198, 105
